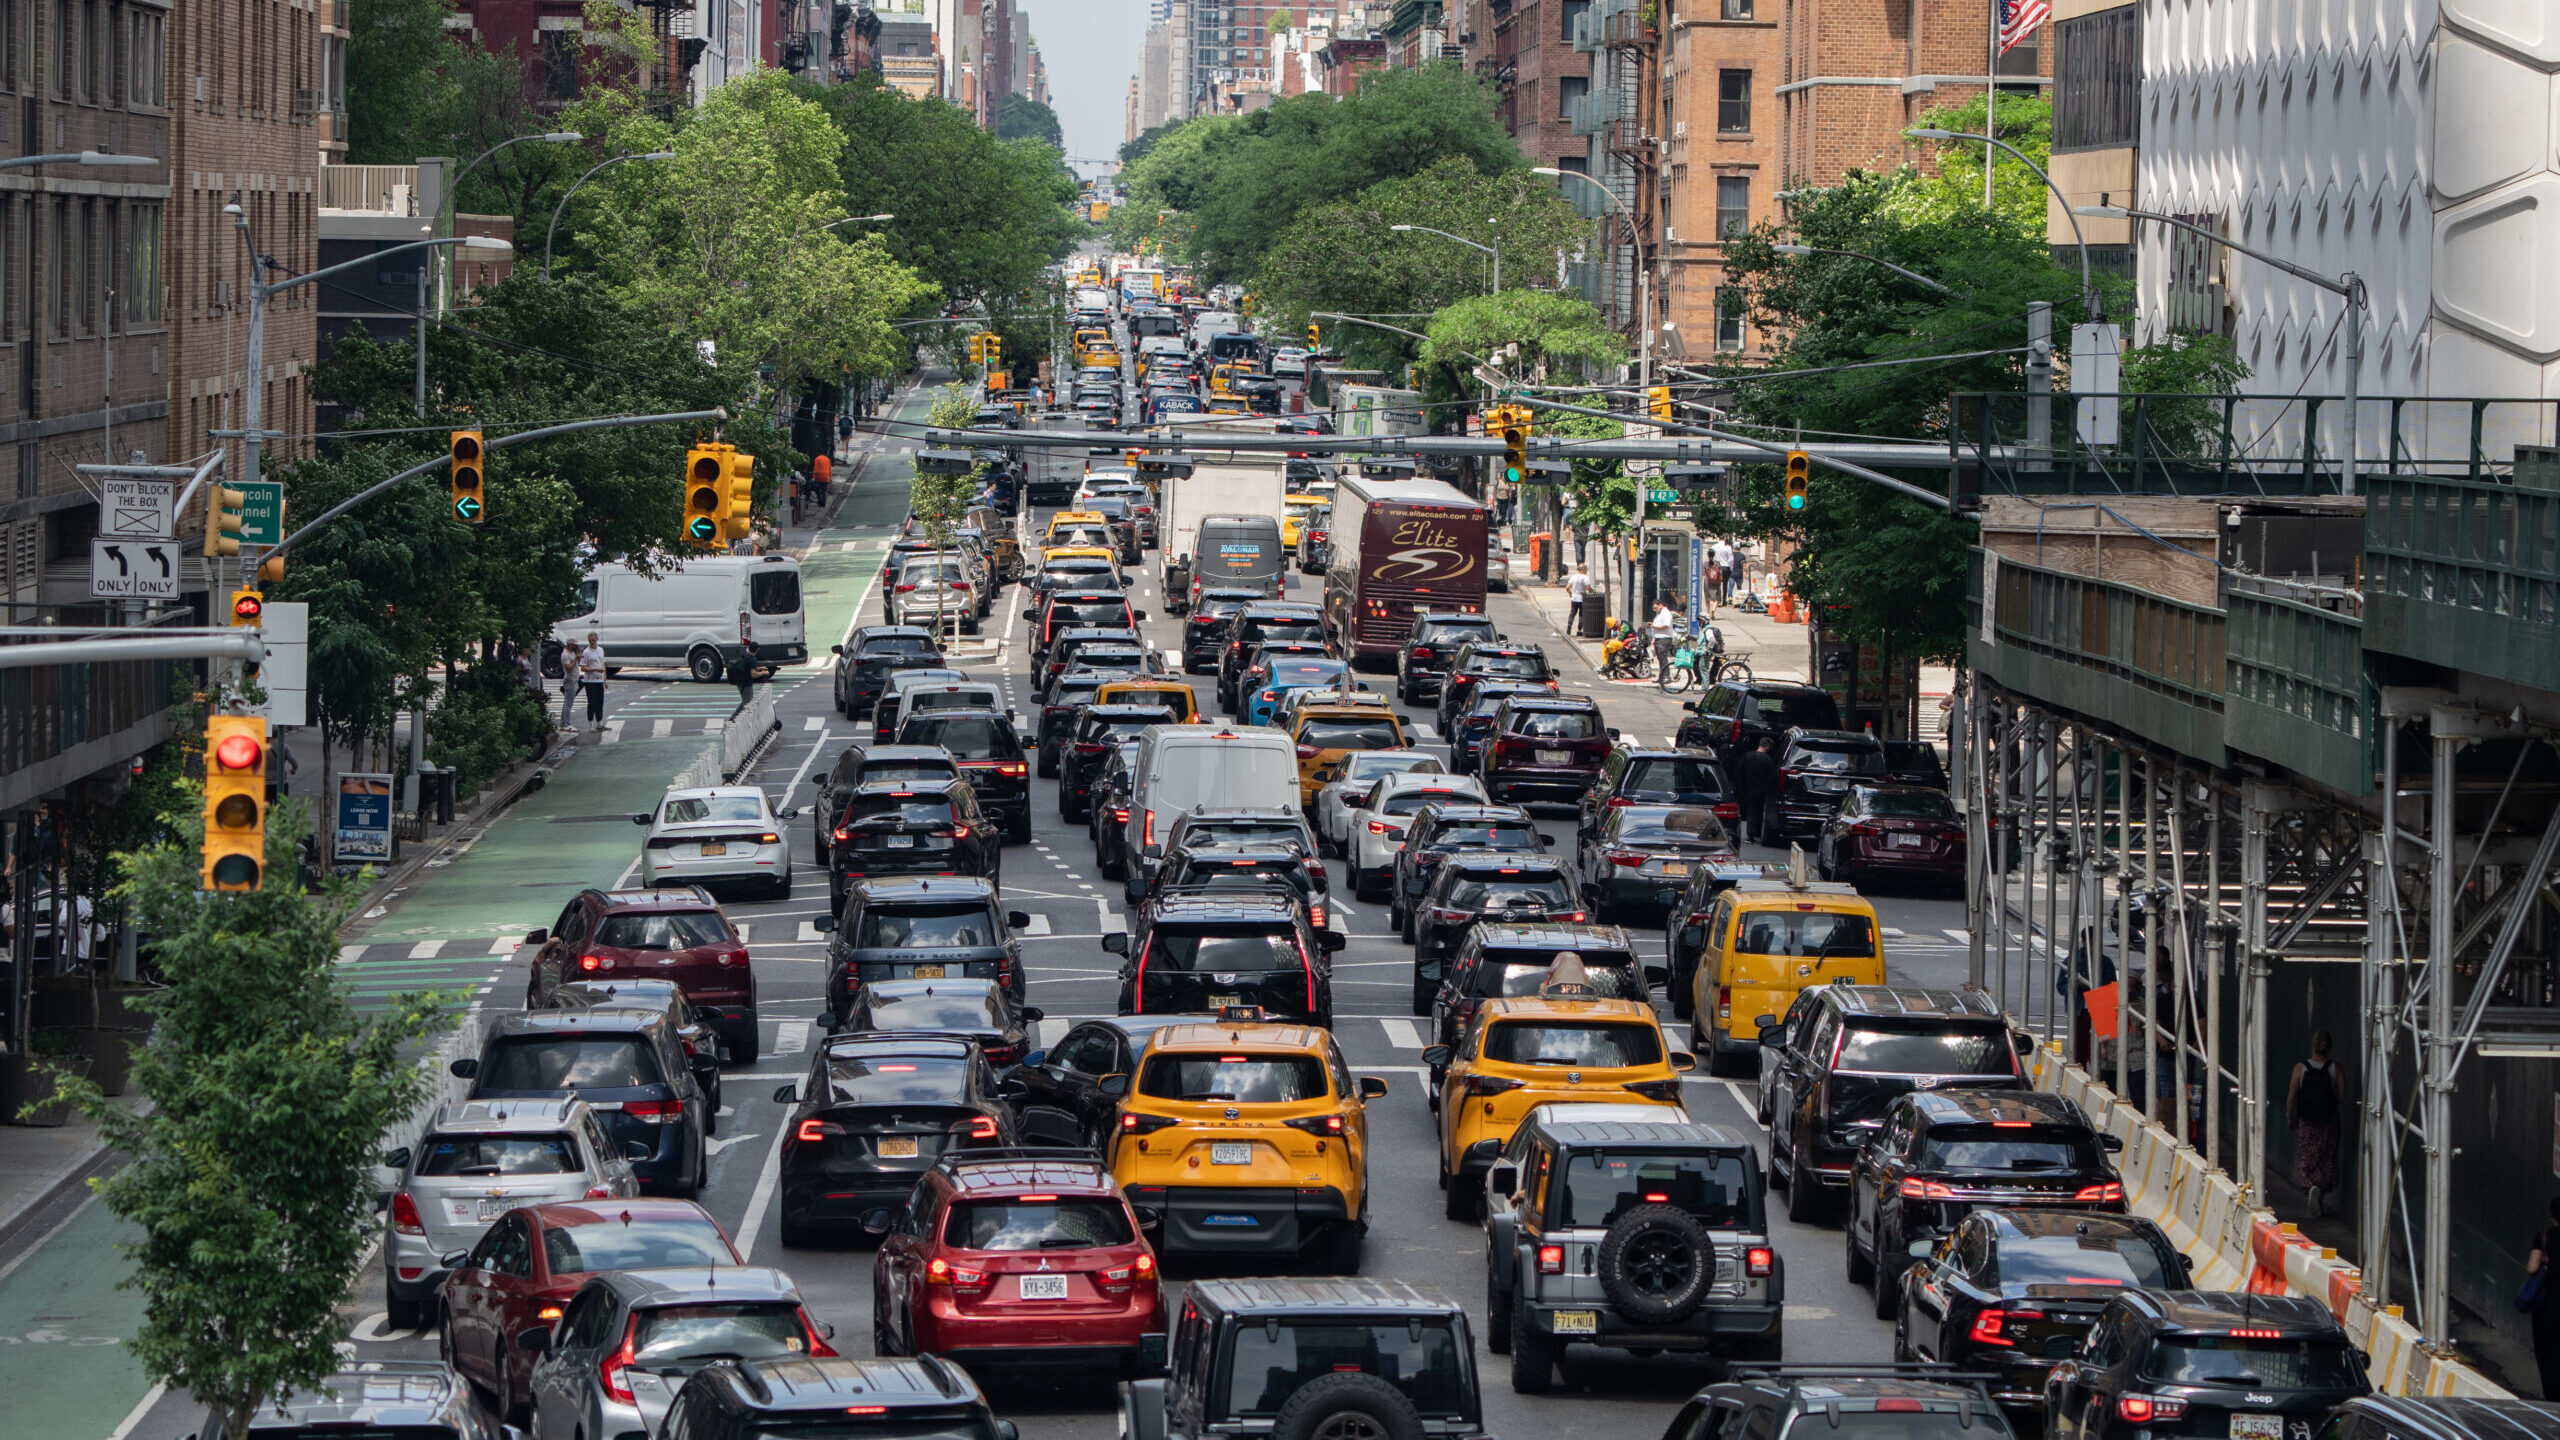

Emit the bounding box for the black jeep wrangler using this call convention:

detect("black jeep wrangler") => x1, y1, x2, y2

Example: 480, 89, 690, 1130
1122, 1277, 1492, 1440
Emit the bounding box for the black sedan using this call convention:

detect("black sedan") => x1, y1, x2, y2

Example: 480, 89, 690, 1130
1406, 855, 1582, 1007
828, 976, 1043, 1069
1578, 804, 1738, 923
771, 1034, 1020, 1247
998, 1015, 1203, 1151
825, 779, 1002, 904
1088, 739, 1146, 879
830, 627, 945, 719
1894, 1208, 2192, 1408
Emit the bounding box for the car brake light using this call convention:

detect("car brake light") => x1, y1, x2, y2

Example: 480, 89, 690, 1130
1899, 1178, 1957, 1199
1431, 907, 1471, 923
583, 1186, 613, 1199
1876, 1399, 1926, 1414
1464, 1074, 1524, 1098
389, 1192, 424, 1235
1120, 1112, 1178, 1135
1297, 744, 1319, 759
1075, 742, 1107, 757
2118, 1396, 2187, 1422
999, 762, 1027, 778
623, 1099, 683, 1122
896, 584, 916, 592
2225, 1328, 2284, 1339
1745, 1246, 1773, 1275
1713, 802, 1740, 821
579, 954, 604, 971
833, 826, 854, 842
1971, 1309, 2019, 1345
926, 1256, 990, 1290
1537, 1245, 1565, 1274
962, 1114, 1000, 1140
1605, 850, 1646, 868
2074, 1181, 2125, 1203
1624, 1078, 1684, 1102
802, 1310, 839, 1357
795, 1119, 841, 1143
718, 948, 746, 967
1284, 1114, 1346, 1136
600, 1317, 639, 1403
1368, 820, 1391, 834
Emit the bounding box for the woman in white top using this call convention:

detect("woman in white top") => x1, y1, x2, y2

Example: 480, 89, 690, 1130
556, 638, 585, 731
577, 633, 608, 727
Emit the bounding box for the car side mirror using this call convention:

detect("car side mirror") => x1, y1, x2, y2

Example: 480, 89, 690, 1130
1359, 1076, 1389, 1100
1670, 1052, 1697, 1072
517, 1327, 552, 1354
813, 914, 837, 933
381, 1147, 412, 1171
831, 644, 844, 655
1019, 1006, 1046, 1022
772, 1083, 800, 1104
1008, 910, 1033, 928
522, 929, 547, 945
1022, 607, 1040, 621
630, 813, 651, 825
817, 1012, 842, 1032
1136, 1332, 1170, 1377
1488, 1162, 1519, 1194
1684, 700, 1699, 711
1606, 727, 1621, 740
861, 1208, 897, 1236
1645, 964, 1668, 987
1421, 1045, 1451, 1066
2101, 1133, 2124, 1153
1098, 1072, 1131, 1098
1680, 925, 1704, 947
779, 807, 801, 820
441, 1250, 471, 1270
1102, 932, 1130, 955
1130, 609, 1148, 622
622, 1140, 652, 1160
1756, 1021, 1784, 1046
1538, 833, 1559, 849
1318, 930, 1347, 953
1123, 877, 1148, 903
448, 1057, 479, 1079
995, 1424, 1021, 1440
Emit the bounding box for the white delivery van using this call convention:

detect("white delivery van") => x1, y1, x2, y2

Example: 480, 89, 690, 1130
549, 554, 807, 682
1124, 725, 1303, 879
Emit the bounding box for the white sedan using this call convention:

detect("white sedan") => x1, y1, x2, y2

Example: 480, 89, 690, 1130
1344, 772, 1489, 901
1312, 750, 1444, 856
636, 786, 799, 898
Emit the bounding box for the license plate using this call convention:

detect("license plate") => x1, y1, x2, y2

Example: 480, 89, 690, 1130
699, 842, 727, 856
1210, 1142, 1252, 1166
878, 1138, 919, 1158
1551, 1310, 1598, 1335
884, 834, 915, 848
1209, 994, 1242, 1009
1892, 833, 1925, 849
477, 1198, 511, 1221
1018, 1274, 1069, 1301
2231, 1418, 2283, 1440
1660, 861, 1689, 876
911, 963, 945, 979
1538, 749, 1571, 765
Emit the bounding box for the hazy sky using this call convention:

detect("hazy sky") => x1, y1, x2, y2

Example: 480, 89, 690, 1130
1028, 0, 1153, 171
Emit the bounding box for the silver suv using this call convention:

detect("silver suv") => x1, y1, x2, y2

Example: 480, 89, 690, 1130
1483, 1111, 1782, 1394
889, 551, 988, 632
190, 1361, 506, 1439
524, 1266, 835, 1440
382, 1097, 642, 1329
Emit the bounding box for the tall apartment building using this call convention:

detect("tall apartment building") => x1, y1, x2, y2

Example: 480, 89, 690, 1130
1136, 20, 1173, 129
1659, 0, 1781, 359
1490, 2, 1588, 176
0, 3, 174, 609
1774, 0, 2047, 192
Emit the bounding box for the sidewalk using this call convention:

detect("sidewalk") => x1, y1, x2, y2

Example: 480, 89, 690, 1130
1506, 570, 1814, 683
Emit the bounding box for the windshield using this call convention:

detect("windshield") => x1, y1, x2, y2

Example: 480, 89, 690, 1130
1559, 1151, 1754, 1229
1916, 1126, 2101, 1172
1263, 661, 1347, 686
861, 761, 957, 785
1179, 822, 1307, 851
1418, 622, 1494, 645
1995, 1230, 2181, 1288
1058, 602, 1132, 626
1425, 821, 1539, 850
1300, 717, 1402, 750
1729, 910, 1876, 958
542, 1217, 733, 1275
1144, 927, 1304, 973
594, 911, 731, 951
1482, 1021, 1664, 1068
1871, 790, 1960, 820
863, 990, 1005, 1032
1226, 1322, 1467, 1418
1622, 758, 1726, 794
417, 1134, 581, 1177
855, 904, 998, 948
1382, 787, 1473, 817
1469, 958, 1643, 1001
2144, 1336, 2363, 1390
1174, 859, 1310, 893
910, 690, 997, 715
944, 1199, 1135, 1251
1616, 808, 1731, 848
1468, 653, 1549, 678
631, 1303, 811, 1364
481, 1037, 661, 1091
1446, 873, 1576, 912
824, 1056, 972, 1104
1835, 1027, 2015, 1076
901, 717, 1014, 759
1138, 1053, 1327, 1103
661, 796, 764, 825
750, 570, 800, 615
1751, 692, 1842, 729
860, 635, 940, 658
1344, 754, 1439, 784
1795, 745, 1888, 775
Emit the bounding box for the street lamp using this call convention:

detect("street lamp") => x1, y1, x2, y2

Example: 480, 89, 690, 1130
1387, 223, 1500, 293
1907, 127, 2094, 319
542, 151, 675, 281
2077, 203, 2367, 495
1770, 243, 1959, 297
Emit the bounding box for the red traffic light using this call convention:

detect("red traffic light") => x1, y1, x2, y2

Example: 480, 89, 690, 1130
213, 732, 264, 771
232, 592, 263, 621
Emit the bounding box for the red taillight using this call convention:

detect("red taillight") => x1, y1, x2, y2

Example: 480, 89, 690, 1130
1074, 742, 1107, 757
1464, 1074, 1524, 1098
1605, 850, 1646, 868
390, 1192, 424, 1235
963, 1114, 1000, 1140
1850, 822, 1883, 838
896, 583, 916, 592
833, 826, 854, 842
1537, 1245, 1565, 1274
2225, 1327, 2284, 1339
1368, 820, 1390, 834
1971, 1309, 2019, 1346
1119, 1111, 1177, 1135
579, 954, 604, 972
1285, 1113, 1346, 1136
1412, 646, 1433, 659
2119, 1396, 2187, 1422
926, 1256, 989, 1290
623, 1099, 682, 1121
1899, 1178, 1956, 1199
601, 1317, 638, 1403
1745, 1246, 1773, 1276
717, 948, 746, 967
1713, 802, 1740, 821
795, 1119, 840, 1143
2074, 1181, 2125, 1203
998, 762, 1028, 779
582, 1186, 612, 1199
802, 1309, 839, 1357
1430, 907, 1471, 923
1296, 744, 1319, 759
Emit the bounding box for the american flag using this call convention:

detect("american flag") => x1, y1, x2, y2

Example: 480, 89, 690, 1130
1998, 0, 2049, 54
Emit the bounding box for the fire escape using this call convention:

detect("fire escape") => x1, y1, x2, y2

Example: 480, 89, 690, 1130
1567, 0, 1658, 336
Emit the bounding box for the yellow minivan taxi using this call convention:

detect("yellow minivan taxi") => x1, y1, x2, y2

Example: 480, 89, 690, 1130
1427, 969, 1691, 1220
1045, 510, 1111, 546
1290, 702, 1407, 805
1104, 1011, 1388, 1271
1686, 875, 1885, 1074
1095, 679, 1199, 723
1281, 493, 1324, 550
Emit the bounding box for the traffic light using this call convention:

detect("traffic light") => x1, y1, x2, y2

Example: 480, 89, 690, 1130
722, 450, 756, 542
1648, 385, 1672, 422
683, 444, 727, 546
1492, 406, 1530, 484
1784, 450, 1811, 511
447, 429, 486, 523
1306, 323, 1320, 349
204, 483, 246, 557
199, 714, 268, 892
256, 553, 286, 586
229, 588, 264, 627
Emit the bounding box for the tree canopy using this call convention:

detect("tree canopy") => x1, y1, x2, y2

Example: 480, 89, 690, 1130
997, 93, 1064, 150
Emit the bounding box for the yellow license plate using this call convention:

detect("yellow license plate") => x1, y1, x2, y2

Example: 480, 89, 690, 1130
877, 1138, 918, 1158
699, 842, 727, 856
911, 964, 945, 979
1661, 861, 1689, 876
1551, 1310, 1598, 1335
1209, 994, 1242, 1009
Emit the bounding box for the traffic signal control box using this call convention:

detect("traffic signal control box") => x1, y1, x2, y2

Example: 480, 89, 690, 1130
448, 429, 486, 523
200, 714, 268, 891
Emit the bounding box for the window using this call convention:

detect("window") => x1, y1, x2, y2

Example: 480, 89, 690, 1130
80, 0, 96, 102
1560, 0, 1588, 40
48, 200, 66, 338
1715, 175, 1750, 238
2053, 7, 2138, 150
1558, 73, 1586, 121
124, 201, 159, 323
1721, 0, 1754, 16
541, 26, 579, 101
1716, 69, 1750, 132
1714, 286, 1745, 352
51, 0, 68, 99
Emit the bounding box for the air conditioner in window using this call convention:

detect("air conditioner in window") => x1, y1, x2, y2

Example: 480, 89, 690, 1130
1674, 120, 1686, 137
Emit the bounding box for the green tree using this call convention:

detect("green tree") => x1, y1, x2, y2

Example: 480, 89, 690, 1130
1120, 122, 1180, 168
1885, 91, 2054, 230
1420, 290, 1627, 379
44, 798, 451, 1440
997, 93, 1064, 150
1109, 114, 1237, 259
1268, 7, 1294, 32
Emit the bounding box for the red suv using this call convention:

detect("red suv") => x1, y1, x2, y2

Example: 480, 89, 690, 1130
869, 1149, 1161, 1376
524, 888, 762, 1064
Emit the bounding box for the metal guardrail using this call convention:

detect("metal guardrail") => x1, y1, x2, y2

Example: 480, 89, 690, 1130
2224, 580, 2372, 796
2365, 468, 2560, 693
1991, 553, 2227, 708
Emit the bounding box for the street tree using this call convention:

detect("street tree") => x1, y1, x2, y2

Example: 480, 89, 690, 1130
1887, 92, 2055, 230
44, 797, 451, 1440
1419, 289, 1627, 381
997, 94, 1064, 150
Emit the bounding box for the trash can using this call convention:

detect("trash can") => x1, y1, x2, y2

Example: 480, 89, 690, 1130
1581, 601, 1610, 640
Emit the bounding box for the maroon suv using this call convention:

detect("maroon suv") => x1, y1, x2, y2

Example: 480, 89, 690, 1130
523, 887, 762, 1064
1476, 696, 1616, 805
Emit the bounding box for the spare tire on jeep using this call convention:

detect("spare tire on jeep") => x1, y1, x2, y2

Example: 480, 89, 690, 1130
1595, 1202, 1717, 1325
1272, 1372, 1425, 1440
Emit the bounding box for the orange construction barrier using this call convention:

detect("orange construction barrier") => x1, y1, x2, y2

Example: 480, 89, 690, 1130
1528, 532, 1551, 575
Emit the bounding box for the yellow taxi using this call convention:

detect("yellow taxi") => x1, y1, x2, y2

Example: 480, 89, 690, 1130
1044, 510, 1112, 546
1426, 960, 1694, 1220
1683, 866, 1886, 1074
1289, 698, 1407, 805
1281, 493, 1325, 550
1102, 1008, 1389, 1272
1095, 679, 1200, 722
1072, 328, 1112, 364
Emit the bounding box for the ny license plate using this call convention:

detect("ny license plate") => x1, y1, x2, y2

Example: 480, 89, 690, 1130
2231, 1418, 2284, 1440
1210, 1142, 1252, 1166
1018, 1274, 1069, 1301
1892, 833, 1926, 849
884, 835, 916, 849
1538, 749, 1571, 765
477, 1198, 512, 1221
1660, 861, 1689, 876
699, 842, 727, 856
911, 964, 946, 979
877, 1138, 919, 1159
1209, 994, 1242, 1009
1550, 1311, 1598, 1335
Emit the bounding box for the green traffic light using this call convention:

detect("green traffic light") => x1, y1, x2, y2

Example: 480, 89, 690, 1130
1787, 493, 1806, 510
1506, 466, 1522, 483
688, 517, 717, 540
453, 495, 482, 521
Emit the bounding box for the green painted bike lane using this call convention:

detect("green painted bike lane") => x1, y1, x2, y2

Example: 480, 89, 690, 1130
0, 1198, 154, 1436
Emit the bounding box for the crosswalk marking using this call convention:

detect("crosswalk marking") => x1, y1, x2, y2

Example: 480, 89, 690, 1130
408, 940, 445, 960
1943, 928, 1971, 944
797, 920, 826, 942
651, 719, 672, 738
488, 938, 520, 956
774, 1019, 813, 1055
1379, 1018, 1423, 1049
1883, 927, 1905, 938
1019, 913, 1052, 935
337, 945, 365, 965
734, 924, 751, 942
804, 716, 826, 731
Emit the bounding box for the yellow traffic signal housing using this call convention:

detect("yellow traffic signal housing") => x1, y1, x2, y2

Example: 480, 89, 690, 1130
204, 483, 246, 557
1648, 385, 1673, 422
683, 445, 727, 546
1784, 450, 1811, 511
256, 553, 286, 586
200, 714, 268, 891
229, 588, 264, 627
448, 429, 486, 524
1499, 410, 1529, 485
1306, 323, 1320, 348
722, 451, 756, 541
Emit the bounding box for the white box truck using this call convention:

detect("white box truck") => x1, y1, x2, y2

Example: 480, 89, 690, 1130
1334, 384, 1427, 438
1154, 438, 1290, 612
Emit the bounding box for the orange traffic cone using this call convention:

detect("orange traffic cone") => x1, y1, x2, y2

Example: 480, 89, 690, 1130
1771, 592, 1797, 624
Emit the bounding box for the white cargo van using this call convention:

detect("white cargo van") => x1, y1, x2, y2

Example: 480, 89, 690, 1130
549, 554, 807, 682
1124, 725, 1302, 879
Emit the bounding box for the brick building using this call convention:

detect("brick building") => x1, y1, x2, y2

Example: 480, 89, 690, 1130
1775, 0, 2047, 192
1489, 1, 1588, 176
1659, 0, 1782, 359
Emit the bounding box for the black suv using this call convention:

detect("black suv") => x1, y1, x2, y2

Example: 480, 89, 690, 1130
1676, 679, 1846, 766
1394, 612, 1501, 705
1181, 587, 1266, 672
1036, 667, 1127, 776
1435, 642, 1557, 733
831, 626, 945, 719
895, 710, 1033, 844
1847, 1089, 2126, 1318
2043, 1293, 2370, 1440
656, 1356, 1016, 1440
1582, 745, 1741, 843
1391, 804, 1550, 931
815, 744, 960, 865
1134, 841, 1333, 931
1658, 1367, 2016, 1440
1487, 1115, 1780, 1391
826, 778, 1001, 902
1061, 703, 1178, 820
1763, 728, 1891, 843
1028, 589, 1142, 669
2319, 1397, 2557, 1440
771, 1034, 1019, 1245
1407, 854, 1582, 1004
454, 1010, 710, 1196
1760, 986, 2023, 1222
1894, 1209, 2190, 1408
1216, 601, 1327, 710
1122, 1278, 1485, 1440
1106, 889, 1345, 1024
1036, 626, 1152, 698
819, 876, 1032, 1012
1427, 922, 1649, 1069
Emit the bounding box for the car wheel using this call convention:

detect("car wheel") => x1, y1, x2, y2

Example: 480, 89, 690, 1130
781, 1206, 815, 1250
1485, 1274, 1513, 1354
1005, 810, 1032, 845
1509, 1294, 1556, 1395
770, 871, 792, 901
384, 1278, 430, 1332
497, 1344, 528, 1427
687, 646, 723, 683
1100, 844, 1126, 881
1311, 1222, 1363, 1276
1399, 904, 1417, 946
731, 1015, 760, 1066
1669, 970, 1695, 1020
1411, 978, 1433, 1017
1874, 1257, 1906, 1319
1037, 747, 1059, 779
1442, 1170, 1477, 1222
827, 872, 844, 912
1786, 1149, 1827, 1222
1844, 1211, 1875, 1285
1354, 865, 1384, 903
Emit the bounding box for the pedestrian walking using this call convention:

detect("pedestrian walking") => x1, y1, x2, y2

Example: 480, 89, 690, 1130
1565, 564, 1592, 632
557, 636, 585, 732
1732, 736, 1780, 845
726, 639, 772, 717
2287, 1031, 2345, 1217
2526, 1198, 2560, 1396
1649, 597, 1682, 672
838, 411, 855, 450
1713, 539, 1739, 599
577, 632, 608, 728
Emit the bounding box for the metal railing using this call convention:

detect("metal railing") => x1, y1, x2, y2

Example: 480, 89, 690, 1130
0, 649, 188, 789
2365, 464, 2560, 693
2223, 576, 2372, 795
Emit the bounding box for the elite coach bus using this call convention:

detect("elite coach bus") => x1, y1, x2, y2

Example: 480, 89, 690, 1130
1322, 474, 1489, 663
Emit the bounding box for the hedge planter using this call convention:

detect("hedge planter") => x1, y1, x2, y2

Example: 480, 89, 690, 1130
1, 1051, 90, 1127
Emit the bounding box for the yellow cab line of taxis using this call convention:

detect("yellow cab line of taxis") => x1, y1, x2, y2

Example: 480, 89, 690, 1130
1684, 859, 1886, 1075
1044, 510, 1113, 547
1100, 1006, 1389, 1273
1427, 959, 1694, 1220
1281, 493, 1325, 551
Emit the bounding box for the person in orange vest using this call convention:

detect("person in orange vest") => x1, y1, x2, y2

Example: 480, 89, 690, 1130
810, 451, 832, 501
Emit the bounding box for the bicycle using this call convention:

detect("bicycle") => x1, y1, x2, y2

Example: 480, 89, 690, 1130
1657, 631, 1754, 693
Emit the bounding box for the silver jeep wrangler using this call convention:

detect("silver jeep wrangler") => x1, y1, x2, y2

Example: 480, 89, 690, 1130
1482, 1109, 1784, 1394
